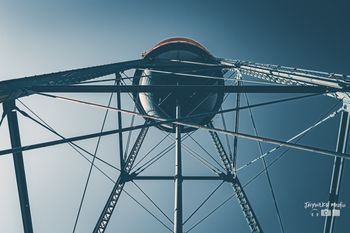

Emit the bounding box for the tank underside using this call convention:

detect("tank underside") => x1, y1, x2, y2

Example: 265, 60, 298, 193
133, 38, 224, 132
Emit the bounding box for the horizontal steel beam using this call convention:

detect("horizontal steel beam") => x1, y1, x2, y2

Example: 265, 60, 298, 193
0, 59, 149, 104
132, 176, 223, 181
26, 85, 344, 93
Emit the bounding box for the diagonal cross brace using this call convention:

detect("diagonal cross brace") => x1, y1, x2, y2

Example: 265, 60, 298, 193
93, 124, 149, 233
207, 122, 263, 233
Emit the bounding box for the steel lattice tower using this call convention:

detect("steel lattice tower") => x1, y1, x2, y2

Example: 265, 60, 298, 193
0, 38, 349, 233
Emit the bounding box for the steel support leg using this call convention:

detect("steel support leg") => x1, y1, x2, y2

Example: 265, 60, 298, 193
116, 73, 124, 168
208, 122, 263, 233
3, 100, 33, 233
93, 124, 149, 233
232, 70, 241, 162
323, 110, 349, 233
174, 103, 183, 233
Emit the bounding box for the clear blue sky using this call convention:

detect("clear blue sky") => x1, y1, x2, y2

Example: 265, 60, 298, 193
0, 1, 349, 233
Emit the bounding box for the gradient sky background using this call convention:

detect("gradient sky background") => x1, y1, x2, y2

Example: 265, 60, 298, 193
0, 1, 350, 233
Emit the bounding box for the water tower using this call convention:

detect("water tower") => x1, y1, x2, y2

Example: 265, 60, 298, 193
0, 37, 349, 233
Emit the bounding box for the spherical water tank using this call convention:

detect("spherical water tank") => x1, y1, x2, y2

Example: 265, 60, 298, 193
133, 38, 224, 132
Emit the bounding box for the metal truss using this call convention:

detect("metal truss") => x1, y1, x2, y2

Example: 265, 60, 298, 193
93, 124, 149, 233
0, 55, 349, 233
220, 59, 350, 105
0, 59, 148, 103
207, 122, 263, 233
